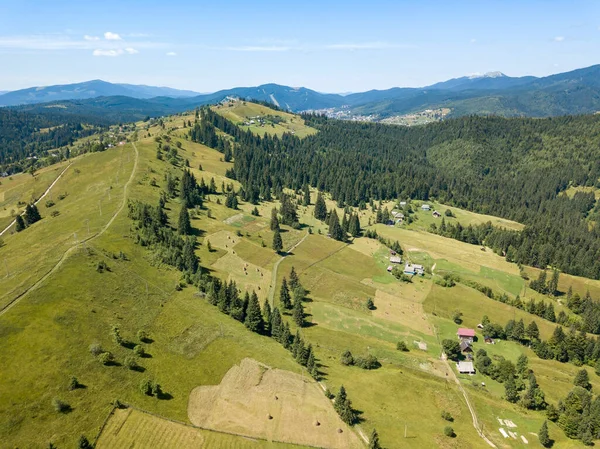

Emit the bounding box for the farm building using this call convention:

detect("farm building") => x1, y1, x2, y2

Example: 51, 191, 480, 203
400, 201, 407, 207
421, 204, 431, 211
389, 255, 402, 264
460, 340, 473, 354
432, 210, 441, 218
484, 336, 494, 344
391, 211, 404, 219
404, 263, 424, 276
387, 265, 393, 272
457, 361, 476, 374
457, 328, 475, 343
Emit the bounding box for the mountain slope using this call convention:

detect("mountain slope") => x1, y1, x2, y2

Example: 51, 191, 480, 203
0, 80, 200, 106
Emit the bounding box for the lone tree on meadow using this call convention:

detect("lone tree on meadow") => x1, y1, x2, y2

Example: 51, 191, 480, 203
574, 368, 592, 391
178, 203, 192, 235
272, 228, 283, 253
368, 428, 381, 449
538, 420, 551, 447
24, 203, 41, 225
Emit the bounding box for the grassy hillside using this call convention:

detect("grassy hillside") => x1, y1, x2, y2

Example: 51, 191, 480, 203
3, 104, 600, 448
213, 100, 317, 138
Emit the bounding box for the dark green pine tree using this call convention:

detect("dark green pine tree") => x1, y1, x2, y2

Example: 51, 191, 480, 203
280, 194, 298, 226
15, 214, 26, 232
314, 192, 327, 221
293, 296, 304, 327
302, 184, 311, 206
24, 203, 41, 225
341, 213, 349, 233
328, 209, 345, 241
280, 278, 292, 309
178, 202, 192, 235
289, 266, 300, 290
263, 300, 272, 336
271, 307, 283, 341
272, 228, 283, 253
538, 420, 551, 448
270, 207, 280, 231
244, 291, 265, 334
182, 238, 199, 272
368, 428, 381, 449
281, 322, 292, 349
217, 283, 230, 314
348, 213, 361, 237
574, 368, 592, 390
504, 376, 519, 403
307, 346, 318, 379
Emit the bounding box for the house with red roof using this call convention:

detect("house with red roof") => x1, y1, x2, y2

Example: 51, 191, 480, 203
457, 328, 475, 343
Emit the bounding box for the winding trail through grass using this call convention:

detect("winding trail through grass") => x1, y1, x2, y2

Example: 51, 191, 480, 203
267, 231, 310, 307
0, 163, 73, 237
0, 142, 139, 317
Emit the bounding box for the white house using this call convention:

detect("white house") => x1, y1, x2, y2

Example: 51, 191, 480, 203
421, 204, 431, 211
389, 255, 402, 264
404, 263, 424, 276
457, 361, 475, 374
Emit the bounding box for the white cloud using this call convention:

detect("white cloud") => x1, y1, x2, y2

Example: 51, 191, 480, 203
324, 42, 410, 50
470, 38, 477, 44
104, 31, 122, 41
166, 51, 177, 56
217, 41, 413, 52
554, 36, 565, 42
93, 48, 123, 57
0, 34, 166, 51
93, 47, 138, 57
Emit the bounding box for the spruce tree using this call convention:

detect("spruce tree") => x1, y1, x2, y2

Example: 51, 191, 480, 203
302, 184, 311, 206
574, 369, 592, 390
279, 278, 292, 309
329, 209, 345, 241
281, 322, 292, 349
538, 420, 551, 447
349, 213, 361, 237
289, 267, 300, 290
270, 207, 280, 231
244, 291, 264, 334
271, 307, 283, 340
272, 228, 283, 252
178, 203, 192, 235
504, 376, 519, 403
314, 192, 327, 221
293, 296, 304, 327
368, 429, 381, 449
263, 300, 272, 336
15, 214, 26, 232
24, 203, 41, 225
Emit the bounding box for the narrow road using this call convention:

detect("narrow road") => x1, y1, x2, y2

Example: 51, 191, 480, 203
267, 231, 310, 307
0, 143, 139, 317
0, 163, 73, 237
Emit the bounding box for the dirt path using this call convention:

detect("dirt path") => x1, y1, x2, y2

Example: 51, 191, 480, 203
0, 143, 139, 317
0, 163, 73, 237
267, 231, 309, 307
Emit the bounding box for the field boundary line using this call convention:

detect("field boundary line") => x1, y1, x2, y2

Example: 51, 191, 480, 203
0, 142, 139, 317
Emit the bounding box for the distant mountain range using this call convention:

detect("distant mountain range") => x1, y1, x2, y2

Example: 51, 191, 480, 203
4, 64, 600, 122
0, 80, 200, 106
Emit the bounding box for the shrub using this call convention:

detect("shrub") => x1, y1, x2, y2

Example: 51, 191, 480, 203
50, 210, 60, 217
45, 200, 55, 208
68, 376, 80, 391
340, 350, 354, 366
444, 426, 455, 437
98, 352, 114, 365
124, 356, 139, 371
134, 345, 146, 357
89, 343, 103, 356
452, 309, 463, 324
355, 354, 380, 370
324, 388, 334, 399
78, 435, 93, 449
441, 410, 454, 422
366, 297, 375, 310
137, 330, 150, 343
396, 341, 409, 351
52, 397, 70, 413
140, 378, 153, 396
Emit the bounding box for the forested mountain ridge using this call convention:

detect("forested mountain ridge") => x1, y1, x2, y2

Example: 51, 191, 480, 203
4, 63, 600, 120
196, 108, 600, 280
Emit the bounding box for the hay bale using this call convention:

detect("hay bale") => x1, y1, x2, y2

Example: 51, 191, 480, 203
267, 414, 273, 420
337, 428, 343, 433
315, 420, 320, 426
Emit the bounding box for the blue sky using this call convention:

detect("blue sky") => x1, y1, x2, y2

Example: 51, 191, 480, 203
0, 0, 598, 92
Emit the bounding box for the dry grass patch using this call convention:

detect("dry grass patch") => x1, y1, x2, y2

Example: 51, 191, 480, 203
371, 289, 434, 335
188, 358, 362, 449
